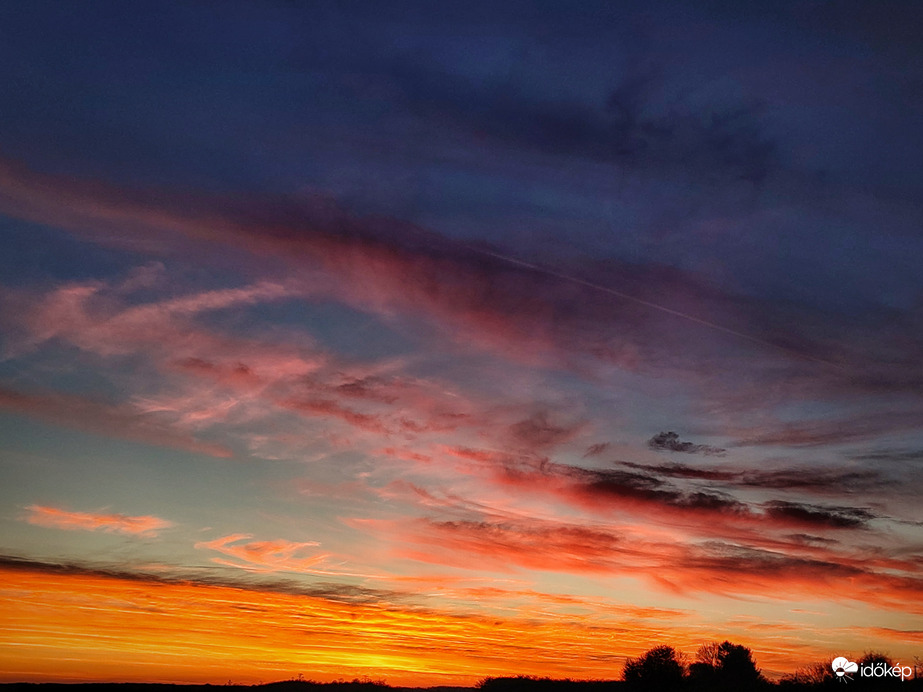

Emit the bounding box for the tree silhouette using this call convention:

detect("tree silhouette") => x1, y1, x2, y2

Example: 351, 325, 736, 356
687, 640, 764, 691
622, 644, 686, 691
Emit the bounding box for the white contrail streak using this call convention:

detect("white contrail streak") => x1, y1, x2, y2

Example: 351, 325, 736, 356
467, 245, 844, 371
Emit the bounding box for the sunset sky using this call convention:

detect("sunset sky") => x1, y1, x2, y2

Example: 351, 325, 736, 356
1, 0, 922, 685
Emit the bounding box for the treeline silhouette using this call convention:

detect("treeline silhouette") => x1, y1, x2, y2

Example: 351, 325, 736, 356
614, 642, 922, 690
3, 647, 922, 692
473, 643, 923, 691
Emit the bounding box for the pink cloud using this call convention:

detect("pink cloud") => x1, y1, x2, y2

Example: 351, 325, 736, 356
4, 156, 920, 431
24, 505, 173, 537
0, 386, 233, 457
0, 158, 803, 383
4, 274, 488, 452
277, 397, 390, 434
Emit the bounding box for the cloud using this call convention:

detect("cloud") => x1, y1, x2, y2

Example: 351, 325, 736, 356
194, 533, 381, 579
359, 514, 923, 613
367, 517, 628, 575
0, 552, 842, 685
0, 157, 817, 383
865, 627, 923, 644
669, 542, 923, 614
443, 449, 891, 538
583, 442, 611, 457
0, 553, 396, 605
486, 453, 750, 526
852, 448, 923, 464
3, 274, 486, 455
278, 397, 390, 434
647, 431, 725, 455
0, 385, 233, 457
620, 460, 737, 482
731, 409, 923, 448
762, 501, 876, 529
507, 412, 584, 450
2, 157, 922, 453
620, 460, 887, 494
195, 533, 330, 574
23, 505, 172, 537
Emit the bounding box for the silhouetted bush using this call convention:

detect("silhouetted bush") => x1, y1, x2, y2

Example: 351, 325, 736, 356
685, 641, 764, 691
622, 645, 685, 691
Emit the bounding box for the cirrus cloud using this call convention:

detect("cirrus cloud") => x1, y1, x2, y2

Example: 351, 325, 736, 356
24, 504, 173, 537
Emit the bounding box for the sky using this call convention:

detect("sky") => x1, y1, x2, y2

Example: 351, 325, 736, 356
1, 0, 922, 685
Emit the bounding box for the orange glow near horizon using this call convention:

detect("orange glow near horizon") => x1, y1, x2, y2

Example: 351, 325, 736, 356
0, 564, 871, 685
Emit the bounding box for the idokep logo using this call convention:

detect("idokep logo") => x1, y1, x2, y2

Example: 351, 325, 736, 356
832, 656, 913, 683
832, 657, 858, 682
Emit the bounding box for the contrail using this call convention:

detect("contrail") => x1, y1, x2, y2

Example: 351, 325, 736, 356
467, 245, 845, 371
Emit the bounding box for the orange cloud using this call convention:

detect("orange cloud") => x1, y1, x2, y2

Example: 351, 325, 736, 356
195, 533, 337, 575
0, 558, 871, 685
24, 505, 173, 537
356, 515, 923, 615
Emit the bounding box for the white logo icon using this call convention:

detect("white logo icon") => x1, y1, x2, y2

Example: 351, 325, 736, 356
832, 657, 858, 682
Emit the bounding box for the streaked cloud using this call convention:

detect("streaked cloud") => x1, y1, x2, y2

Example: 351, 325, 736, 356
0, 386, 232, 457
23, 505, 172, 537
359, 515, 923, 614
3, 156, 922, 419
195, 533, 331, 574
0, 555, 870, 684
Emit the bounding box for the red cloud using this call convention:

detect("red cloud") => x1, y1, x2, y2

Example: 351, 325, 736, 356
24, 505, 172, 537
278, 397, 390, 434
359, 515, 923, 614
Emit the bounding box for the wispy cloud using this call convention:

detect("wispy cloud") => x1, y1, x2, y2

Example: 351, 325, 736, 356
2, 274, 486, 456
3, 554, 833, 685
0, 386, 232, 457
360, 514, 923, 614
729, 409, 923, 448
762, 501, 877, 529
5, 155, 918, 412
619, 460, 889, 495
23, 505, 172, 537
195, 533, 331, 574
475, 451, 882, 532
